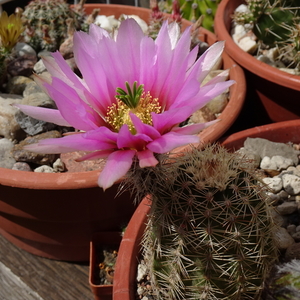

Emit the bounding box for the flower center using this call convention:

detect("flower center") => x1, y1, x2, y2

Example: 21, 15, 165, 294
106, 82, 161, 134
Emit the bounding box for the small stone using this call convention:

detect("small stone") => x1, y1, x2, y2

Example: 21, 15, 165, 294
238, 36, 257, 54
282, 174, 300, 195
231, 24, 247, 44
0, 93, 25, 140
296, 225, 300, 232
137, 261, 148, 282
12, 162, 32, 171
5, 76, 33, 95
261, 155, 294, 171
23, 81, 44, 97
14, 42, 37, 58
287, 224, 297, 235
269, 208, 285, 227
33, 59, 47, 74
276, 201, 298, 215
11, 131, 61, 165
262, 177, 283, 193
0, 138, 16, 169
273, 227, 295, 250
34, 165, 54, 173
21, 92, 56, 108
7, 54, 37, 77
292, 231, 300, 242
53, 158, 65, 172
94, 15, 120, 32
285, 242, 300, 260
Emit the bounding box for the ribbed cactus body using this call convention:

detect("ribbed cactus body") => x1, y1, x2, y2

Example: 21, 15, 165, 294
137, 145, 279, 300
22, 0, 84, 52
233, 0, 300, 68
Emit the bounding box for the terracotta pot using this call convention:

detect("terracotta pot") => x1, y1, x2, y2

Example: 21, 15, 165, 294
214, 0, 300, 123
89, 231, 123, 300
112, 119, 300, 300
0, 4, 245, 261
113, 196, 151, 300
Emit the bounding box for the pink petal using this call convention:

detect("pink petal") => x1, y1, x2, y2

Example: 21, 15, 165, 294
44, 78, 102, 131
75, 149, 114, 161
136, 149, 159, 168
116, 19, 144, 84
117, 125, 152, 150
152, 106, 193, 133
130, 113, 161, 140
15, 104, 71, 127
190, 80, 235, 111
24, 132, 116, 154
98, 150, 136, 190
147, 132, 200, 153
187, 41, 225, 84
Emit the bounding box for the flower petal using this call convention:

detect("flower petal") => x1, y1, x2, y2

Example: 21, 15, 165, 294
98, 150, 136, 190
152, 106, 194, 133
24, 132, 116, 154
147, 132, 200, 153
15, 104, 71, 127
136, 149, 159, 168
117, 125, 152, 149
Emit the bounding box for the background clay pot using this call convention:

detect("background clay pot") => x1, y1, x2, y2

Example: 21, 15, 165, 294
214, 0, 300, 123
0, 4, 245, 261
113, 119, 300, 300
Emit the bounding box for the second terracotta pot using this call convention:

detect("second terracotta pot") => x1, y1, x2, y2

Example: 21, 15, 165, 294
214, 0, 300, 123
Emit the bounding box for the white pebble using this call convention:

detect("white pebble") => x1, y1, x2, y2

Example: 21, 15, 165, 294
282, 174, 300, 195
263, 177, 283, 193
34, 165, 54, 173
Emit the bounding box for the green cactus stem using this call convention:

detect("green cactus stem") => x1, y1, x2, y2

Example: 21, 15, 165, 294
126, 144, 279, 300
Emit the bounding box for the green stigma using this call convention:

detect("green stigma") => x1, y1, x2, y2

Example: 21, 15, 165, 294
115, 81, 144, 109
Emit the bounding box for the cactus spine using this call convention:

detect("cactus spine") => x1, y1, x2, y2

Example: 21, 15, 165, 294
233, 0, 300, 69
21, 0, 86, 52
127, 144, 279, 299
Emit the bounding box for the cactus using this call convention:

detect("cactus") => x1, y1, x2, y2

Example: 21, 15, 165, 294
263, 259, 300, 299
21, 0, 87, 52
158, 0, 221, 32
126, 144, 279, 299
233, 0, 300, 69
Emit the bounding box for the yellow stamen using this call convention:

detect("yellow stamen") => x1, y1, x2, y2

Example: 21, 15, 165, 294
106, 91, 161, 134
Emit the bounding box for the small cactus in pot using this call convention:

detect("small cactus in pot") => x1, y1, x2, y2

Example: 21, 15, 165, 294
126, 144, 279, 300
233, 0, 300, 70
21, 0, 87, 52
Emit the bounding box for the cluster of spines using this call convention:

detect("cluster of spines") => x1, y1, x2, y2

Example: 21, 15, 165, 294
127, 144, 279, 299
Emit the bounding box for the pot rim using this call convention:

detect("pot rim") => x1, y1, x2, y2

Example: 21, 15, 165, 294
214, 0, 300, 91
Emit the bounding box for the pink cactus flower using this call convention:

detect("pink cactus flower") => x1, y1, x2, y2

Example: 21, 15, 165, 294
16, 19, 234, 190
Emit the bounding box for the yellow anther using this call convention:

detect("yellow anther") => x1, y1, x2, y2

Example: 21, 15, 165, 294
106, 91, 161, 134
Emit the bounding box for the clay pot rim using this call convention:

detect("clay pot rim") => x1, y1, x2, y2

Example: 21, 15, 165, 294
0, 4, 245, 189
214, 0, 300, 91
